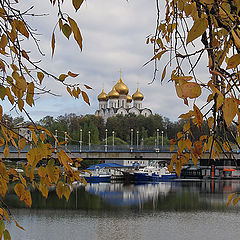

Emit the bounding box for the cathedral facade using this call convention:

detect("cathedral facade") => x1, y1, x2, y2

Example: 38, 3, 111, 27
95, 76, 152, 122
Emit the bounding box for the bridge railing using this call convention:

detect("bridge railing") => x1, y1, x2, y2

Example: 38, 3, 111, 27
0, 144, 173, 153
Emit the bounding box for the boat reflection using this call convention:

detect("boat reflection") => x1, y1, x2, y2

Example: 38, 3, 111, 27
5, 180, 240, 211
85, 182, 171, 206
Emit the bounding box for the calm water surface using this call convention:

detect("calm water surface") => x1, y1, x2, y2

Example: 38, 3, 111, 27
5, 180, 240, 240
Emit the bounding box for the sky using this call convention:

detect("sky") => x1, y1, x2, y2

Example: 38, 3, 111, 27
4, 0, 210, 122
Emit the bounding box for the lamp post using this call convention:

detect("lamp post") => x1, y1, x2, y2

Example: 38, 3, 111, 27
88, 130, 91, 151
156, 129, 159, 152
130, 128, 133, 152
136, 130, 139, 149
105, 129, 108, 152
112, 131, 115, 148
79, 129, 82, 152
64, 132, 68, 147
54, 129, 58, 152
161, 130, 164, 149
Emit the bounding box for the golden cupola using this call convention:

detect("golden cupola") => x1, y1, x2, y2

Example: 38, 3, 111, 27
108, 86, 119, 99
98, 89, 108, 101
115, 77, 129, 95
132, 88, 144, 101
126, 94, 132, 103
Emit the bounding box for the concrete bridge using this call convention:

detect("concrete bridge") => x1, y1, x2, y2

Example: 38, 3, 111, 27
1, 145, 240, 164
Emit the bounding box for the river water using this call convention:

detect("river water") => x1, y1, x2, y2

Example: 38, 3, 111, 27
5, 180, 240, 240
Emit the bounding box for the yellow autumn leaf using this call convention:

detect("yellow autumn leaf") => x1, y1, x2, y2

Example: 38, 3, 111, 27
161, 65, 167, 82
84, 84, 92, 90
185, 138, 192, 151
23, 190, 32, 207
0, 34, 7, 49
63, 185, 71, 201
232, 29, 240, 49
32, 131, 38, 145
18, 138, 26, 150
38, 166, 47, 178
68, 17, 83, 51
3, 144, 9, 158
37, 72, 44, 84
14, 183, 25, 200
3, 229, 11, 240
18, 99, 24, 112
201, 0, 214, 4
0, 220, 5, 235
14, 220, 25, 231
62, 24, 72, 39
82, 91, 90, 105
175, 161, 181, 178
3, 209, 10, 223
193, 104, 203, 127
223, 98, 238, 127
38, 183, 48, 199
207, 116, 214, 129
51, 32, 55, 57
227, 193, 235, 206
233, 196, 240, 206
186, 18, 208, 44
191, 152, 198, 166
68, 71, 79, 77
181, 82, 201, 99
72, 0, 83, 11
59, 74, 68, 81
14, 20, 29, 38
56, 181, 64, 199
184, 4, 192, 16
26, 82, 34, 106
226, 54, 240, 69
67, 86, 72, 96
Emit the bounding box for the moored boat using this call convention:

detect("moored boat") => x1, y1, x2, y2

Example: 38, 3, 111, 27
134, 166, 177, 182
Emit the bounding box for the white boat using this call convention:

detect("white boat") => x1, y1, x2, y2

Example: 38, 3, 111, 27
134, 165, 177, 182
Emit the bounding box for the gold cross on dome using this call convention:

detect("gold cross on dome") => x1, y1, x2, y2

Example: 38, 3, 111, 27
119, 68, 123, 78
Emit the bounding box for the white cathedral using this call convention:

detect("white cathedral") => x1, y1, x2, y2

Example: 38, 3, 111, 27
95, 76, 152, 122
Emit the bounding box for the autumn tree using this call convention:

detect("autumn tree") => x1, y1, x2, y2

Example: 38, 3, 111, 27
0, 0, 91, 236
148, 0, 240, 205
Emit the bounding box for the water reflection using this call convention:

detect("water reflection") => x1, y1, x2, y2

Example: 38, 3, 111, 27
5, 180, 240, 211
5, 180, 240, 240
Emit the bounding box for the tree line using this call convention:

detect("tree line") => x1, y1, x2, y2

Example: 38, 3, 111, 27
4, 113, 234, 146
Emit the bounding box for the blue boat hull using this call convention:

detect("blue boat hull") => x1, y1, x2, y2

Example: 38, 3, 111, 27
84, 176, 111, 183
135, 172, 177, 182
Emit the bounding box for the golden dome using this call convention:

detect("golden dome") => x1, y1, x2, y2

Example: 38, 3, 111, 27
115, 77, 129, 95
132, 88, 144, 100
126, 94, 132, 103
108, 87, 119, 99
98, 89, 108, 101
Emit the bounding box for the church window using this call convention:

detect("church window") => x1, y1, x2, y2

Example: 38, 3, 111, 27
118, 100, 120, 108
122, 100, 124, 107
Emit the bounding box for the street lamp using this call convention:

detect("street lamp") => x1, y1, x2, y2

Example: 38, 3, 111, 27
161, 130, 164, 148
105, 129, 108, 152
130, 128, 133, 152
79, 128, 82, 152
136, 130, 139, 149
156, 129, 160, 152
112, 131, 115, 147
64, 132, 68, 147
88, 130, 91, 151
54, 129, 58, 152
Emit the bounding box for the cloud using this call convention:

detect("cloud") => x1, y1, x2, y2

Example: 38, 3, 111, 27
4, 0, 210, 122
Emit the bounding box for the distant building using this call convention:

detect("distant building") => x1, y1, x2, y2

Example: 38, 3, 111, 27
95, 76, 152, 122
